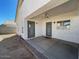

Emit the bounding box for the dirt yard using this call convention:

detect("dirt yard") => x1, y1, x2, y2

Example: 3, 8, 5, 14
0, 35, 36, 59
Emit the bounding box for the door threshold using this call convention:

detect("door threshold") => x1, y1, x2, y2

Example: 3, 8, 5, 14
28, 37, 36, 40
45, 36, 52, 39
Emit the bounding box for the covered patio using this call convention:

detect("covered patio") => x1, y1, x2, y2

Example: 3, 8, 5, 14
20, 36, 78, 59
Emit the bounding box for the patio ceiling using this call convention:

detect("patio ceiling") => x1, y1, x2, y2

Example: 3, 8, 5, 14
26, 0, 70, 19
31, 0, 78, 19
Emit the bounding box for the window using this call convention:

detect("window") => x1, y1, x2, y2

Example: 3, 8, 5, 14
57, 20, 70, 29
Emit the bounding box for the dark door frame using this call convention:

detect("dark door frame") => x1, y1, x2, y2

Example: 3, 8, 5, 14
27, 21, 35, 38
46, 22, 52, 37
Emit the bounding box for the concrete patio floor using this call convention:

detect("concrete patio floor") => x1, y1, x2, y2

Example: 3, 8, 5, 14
23, 36, 78, 59
0, 35, 37, 59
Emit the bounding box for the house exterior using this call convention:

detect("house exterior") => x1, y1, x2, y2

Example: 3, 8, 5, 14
16, 0, 79, 44
15, 0, 79, 58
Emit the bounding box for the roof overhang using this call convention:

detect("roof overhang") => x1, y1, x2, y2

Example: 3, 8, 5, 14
26, 0, 70, 19
15, 0, 23, 22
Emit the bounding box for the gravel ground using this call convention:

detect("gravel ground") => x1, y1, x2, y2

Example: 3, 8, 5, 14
0, 35, 36, 59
